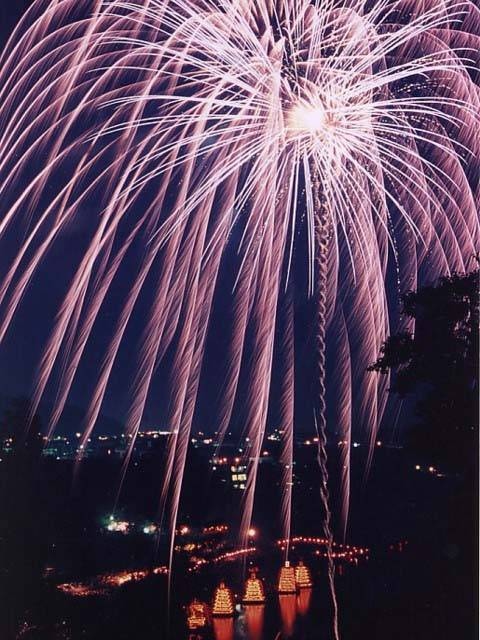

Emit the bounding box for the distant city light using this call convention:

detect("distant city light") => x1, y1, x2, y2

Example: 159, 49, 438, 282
248, 528, 256, 538
143, 524, 157, 535
415, 465, 421, 471
106, 520, 129, 533
57, 565, 168, 597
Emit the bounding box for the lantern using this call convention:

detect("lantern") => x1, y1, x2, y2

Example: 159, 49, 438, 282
242, 569, 266, 604
212, 582, 235, 617
187, 599, 209, 630
277, 561, 297, 594
295, 561, 313, 589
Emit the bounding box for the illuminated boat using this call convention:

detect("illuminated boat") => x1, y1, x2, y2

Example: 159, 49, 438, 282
212, 582, 235, 617
277, 561, 297, 594
242, 569, 266, 604
187, 599, 209, 630
295, 561, 313, 589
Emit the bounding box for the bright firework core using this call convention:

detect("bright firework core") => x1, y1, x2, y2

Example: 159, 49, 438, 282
287, 101, 332, 139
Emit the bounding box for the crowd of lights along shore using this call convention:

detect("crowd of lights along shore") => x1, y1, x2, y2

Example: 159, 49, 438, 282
0, 0, 478, 634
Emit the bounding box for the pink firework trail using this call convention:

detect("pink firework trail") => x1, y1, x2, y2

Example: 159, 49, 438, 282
0, 0, 479, 635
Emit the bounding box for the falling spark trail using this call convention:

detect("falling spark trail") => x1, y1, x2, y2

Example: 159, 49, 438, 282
312, 168, 339, 639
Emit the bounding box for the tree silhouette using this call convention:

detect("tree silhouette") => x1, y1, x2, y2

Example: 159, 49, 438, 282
369, 268, 479, 471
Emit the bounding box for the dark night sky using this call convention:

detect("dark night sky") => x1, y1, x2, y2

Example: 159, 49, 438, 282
0, 2, 32, 43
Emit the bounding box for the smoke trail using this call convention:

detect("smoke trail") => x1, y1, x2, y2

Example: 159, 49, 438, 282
312, 170, 339, 640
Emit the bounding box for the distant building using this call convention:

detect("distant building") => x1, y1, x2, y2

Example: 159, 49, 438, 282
43, 436, 77, 459
230, 463, 247, 490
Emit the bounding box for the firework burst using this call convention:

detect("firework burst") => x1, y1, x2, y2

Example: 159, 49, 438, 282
0, 1, 478, 630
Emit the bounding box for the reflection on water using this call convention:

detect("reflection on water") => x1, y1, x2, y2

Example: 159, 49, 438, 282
190, 588, 312, 640
297, 589, 312, 617
213, 617, 235, 640
279, 594, 297, 637
244, 605, 264, 640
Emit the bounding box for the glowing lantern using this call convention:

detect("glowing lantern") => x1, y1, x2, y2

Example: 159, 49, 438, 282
187, 599, 209, 630
277, 561, 297, 594
242, 569, 266, 604
212, 582, 235, 617
295, 561, 313, 589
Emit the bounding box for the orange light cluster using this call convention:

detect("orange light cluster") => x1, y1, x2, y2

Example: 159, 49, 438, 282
187, 599, 210, 630
212, 582, 235, 617
277, 536, 327, 545
242, 570, 266, 604
189, 556, 207, 571
57, 565, 168, 597
100, 569, 149, 587
277, 536, 369, 561
178, 525, 190, 535
175, 542, 201, 552
295, 561, 313, 589
277, 562, 297, 594
190, 547, 256, 572
57, 583, 107, 597
313, 549, 369, 563
214, 547, 255, 562
203, 524, 229, 534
